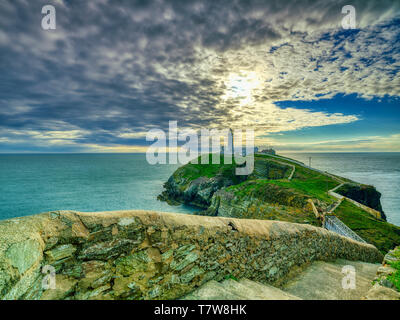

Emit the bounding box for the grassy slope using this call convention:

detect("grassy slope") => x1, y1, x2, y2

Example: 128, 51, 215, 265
180, 154, 339, 203
387, 248, 400, 291
173, 153, 400, 252
175, 154, 238, 180
334, 200, 400, 254
225, 180, 320, 225
171, 154, 243, 192
254, 154, 338, 203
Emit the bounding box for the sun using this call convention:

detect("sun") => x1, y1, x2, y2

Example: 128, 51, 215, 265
223, 71, 263, 105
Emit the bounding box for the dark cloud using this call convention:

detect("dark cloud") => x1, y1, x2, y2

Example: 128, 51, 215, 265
0, 0, 399, 151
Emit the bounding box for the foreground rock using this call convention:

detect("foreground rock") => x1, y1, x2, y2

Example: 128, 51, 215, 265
0, 210, 382, 300
365, 246, 400, 300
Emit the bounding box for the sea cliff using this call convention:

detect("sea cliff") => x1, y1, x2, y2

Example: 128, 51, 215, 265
159, 154, 400, 253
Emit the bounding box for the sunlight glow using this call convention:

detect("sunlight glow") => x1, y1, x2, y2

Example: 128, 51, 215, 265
223, 71, 263, 106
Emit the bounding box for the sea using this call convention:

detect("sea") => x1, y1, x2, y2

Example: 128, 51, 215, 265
0, 153, 399, 226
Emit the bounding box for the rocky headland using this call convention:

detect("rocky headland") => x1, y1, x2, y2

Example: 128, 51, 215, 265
159, 153, 400, 253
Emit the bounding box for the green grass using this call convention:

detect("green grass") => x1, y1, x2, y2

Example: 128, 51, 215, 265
224, 180, 320, 225
177, 153, 340, 203
387, 260, 400, 291
255, 153, 297, 166
390, 248, 400, 259
263, 179, 337, 203
176, 154, 238, 180
224, 274, 238, 281
334, 200, 400, 254
254, 155, 339, 202
227, 179, 309, 207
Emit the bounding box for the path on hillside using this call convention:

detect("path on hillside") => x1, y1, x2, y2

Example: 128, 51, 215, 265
327, 183, 382, 219
258, 153, 345, 183
265, 158, 296, 181
258, 153, 382, 220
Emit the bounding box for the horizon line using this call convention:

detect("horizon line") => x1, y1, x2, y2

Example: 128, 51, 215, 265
0, 151, 400, 155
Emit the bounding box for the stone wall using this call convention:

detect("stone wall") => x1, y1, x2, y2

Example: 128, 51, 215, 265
0, 210, 383, 300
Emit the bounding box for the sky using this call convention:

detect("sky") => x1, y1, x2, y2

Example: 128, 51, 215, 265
0, 0, 399, 153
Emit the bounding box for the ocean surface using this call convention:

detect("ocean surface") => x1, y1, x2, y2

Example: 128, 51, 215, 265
0, 154, 199, 221
0, 153, 399, 226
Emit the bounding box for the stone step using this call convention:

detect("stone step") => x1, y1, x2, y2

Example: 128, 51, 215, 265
182, 280, 246, 300
219, 279, 268, 300
237, 279, 301, 300
182, 278, 301, 300
182, 259, 380, 300
282, 259, 380, 300
327, 259, 380, 278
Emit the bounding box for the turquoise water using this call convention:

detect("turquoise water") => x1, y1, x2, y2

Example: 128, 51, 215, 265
0, 153, 399, 226
0, 154, 198, 220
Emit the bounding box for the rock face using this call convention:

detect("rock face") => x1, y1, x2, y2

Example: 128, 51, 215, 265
183, 278, 301, 300
159, 174, 240, 208
205, 182, 319, 226
336, 184, 386, 220
365, 246, 400, 300
158, 156, 295, 209
158, 156, 318, 224
0, 210, 382, 300
250, 158, 292, 180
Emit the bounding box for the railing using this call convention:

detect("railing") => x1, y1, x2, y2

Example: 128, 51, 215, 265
324, 215, 367, 244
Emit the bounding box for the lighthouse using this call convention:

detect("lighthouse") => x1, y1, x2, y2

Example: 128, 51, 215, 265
227, 128, 234, 155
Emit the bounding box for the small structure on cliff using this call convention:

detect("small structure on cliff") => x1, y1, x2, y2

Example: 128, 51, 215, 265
259, 148, 276, 155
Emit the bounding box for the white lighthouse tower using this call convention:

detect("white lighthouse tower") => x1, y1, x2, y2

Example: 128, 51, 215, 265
227, 128, 234, 155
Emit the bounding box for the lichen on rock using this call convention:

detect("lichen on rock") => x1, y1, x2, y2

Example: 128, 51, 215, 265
0, 210, 384, 300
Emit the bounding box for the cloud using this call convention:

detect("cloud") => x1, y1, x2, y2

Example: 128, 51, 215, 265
0, 0, 399, 151
258, 133, 400, 152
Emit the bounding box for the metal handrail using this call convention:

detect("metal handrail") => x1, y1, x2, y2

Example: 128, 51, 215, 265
324, 215, 366, 243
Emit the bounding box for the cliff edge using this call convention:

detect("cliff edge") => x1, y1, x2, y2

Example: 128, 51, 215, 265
159, 154, 400, 253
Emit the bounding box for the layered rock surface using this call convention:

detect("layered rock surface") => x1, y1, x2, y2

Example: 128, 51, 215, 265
0, 210, 382, 300
183, 278, 301, 300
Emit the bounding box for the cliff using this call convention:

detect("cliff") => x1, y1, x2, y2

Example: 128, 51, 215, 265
0, 210, 382, 300
336, 183, 386, 220
206, 182, 319, 226
159, 153, 400, 253
158, 154, 246, 208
